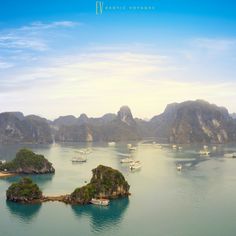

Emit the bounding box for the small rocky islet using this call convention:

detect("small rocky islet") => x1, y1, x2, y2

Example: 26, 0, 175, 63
6, 165, 130, 204
0, 148, 55, 174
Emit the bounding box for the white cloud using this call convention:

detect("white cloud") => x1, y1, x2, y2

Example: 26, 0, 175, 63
19, 21, 79, 31
1, 45, 236, 119
0, 35, 48, 51
0, 21, 79, 51
0, 60, 14, 69
193, 38, 236, 52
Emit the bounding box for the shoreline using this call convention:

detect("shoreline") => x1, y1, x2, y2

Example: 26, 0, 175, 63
0, 172, 16, 178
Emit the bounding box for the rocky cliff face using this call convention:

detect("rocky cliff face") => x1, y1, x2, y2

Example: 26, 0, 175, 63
54, 106, 141, 142
150, 100, 236, 144
0, 112, 53, 144
70, 165, 130, 204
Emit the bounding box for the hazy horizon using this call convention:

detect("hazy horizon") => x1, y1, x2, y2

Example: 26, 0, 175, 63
0, 1, 236, 119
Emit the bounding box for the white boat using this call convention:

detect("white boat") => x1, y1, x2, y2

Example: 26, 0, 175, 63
75, 148, 92, 155
117, 152, 131, 157
108, 142, 116, 146
203, 145, 208, 150
71, 156, 87, 163
127, 144, 132, 148
178, 146, 183, 150
176, 164, 182, 171
0, 160, 6, 164
90, 198, 109, 206
212, 146, 217, 151
130, 161, 142, 171
199, 150, 210, 156
172, 145, 177, 149
120, 158, 134, 163
129, 146, 137, 151
153, 143, 162, 148
224, 153, 236, 158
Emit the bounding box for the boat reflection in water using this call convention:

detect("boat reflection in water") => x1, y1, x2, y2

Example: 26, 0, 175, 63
71, 198, 129, 233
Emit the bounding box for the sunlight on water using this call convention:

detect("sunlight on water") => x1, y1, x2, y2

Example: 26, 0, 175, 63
1, 142, 236, 236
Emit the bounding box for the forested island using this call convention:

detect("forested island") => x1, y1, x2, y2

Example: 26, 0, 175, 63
0, 149, 55, 174
6, 165, 130, 204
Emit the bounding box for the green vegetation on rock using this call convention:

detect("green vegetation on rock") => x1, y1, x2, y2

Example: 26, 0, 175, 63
6, 177, 42, 202
70, 165, 130, 204
0, 148, 55, 174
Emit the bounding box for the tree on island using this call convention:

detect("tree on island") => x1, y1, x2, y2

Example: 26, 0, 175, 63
6, 177, 42, 202
0, 148, 55, 174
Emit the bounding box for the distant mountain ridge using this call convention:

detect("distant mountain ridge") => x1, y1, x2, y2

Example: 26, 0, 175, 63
0, 112, 52, 144
150, 100, 236, 144
1, 100, 236, 144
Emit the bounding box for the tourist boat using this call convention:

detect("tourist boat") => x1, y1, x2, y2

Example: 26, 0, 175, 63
108, 142, 116, 146
128, 146, 137, 151
90, 198, 109, 206
130, 161, 142, 171
224, 153, 236, 158
176, 164, 182, 171
120, 158, 134, 163
127, 143, 132, 148
75, 148, 92, 155
199, 150, 210, 156
178, 146, 183, 150
172, 145, 177, 149
117, 152, 131, 157
203, 145, 208, 150
71, 156, 87, 163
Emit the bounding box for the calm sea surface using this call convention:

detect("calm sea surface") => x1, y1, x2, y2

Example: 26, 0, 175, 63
1, 142, 236, 236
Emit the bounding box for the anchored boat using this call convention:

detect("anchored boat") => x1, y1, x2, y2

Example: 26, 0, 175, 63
120, 158, 134, 163
130, 161, 142, 171
176, 164, 182, 171
90, 198, 109, 206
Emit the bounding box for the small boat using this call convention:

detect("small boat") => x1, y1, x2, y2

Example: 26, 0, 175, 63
203, 145, 208, 150
130, 161, 142, 171
90, 198, 109, 206
129, 146, 137, 151
224, 153, 236, 158
0, 160, 6, 164
117, 152, 131, 157
172, 145, 177, 149
120, 158, 134, 163
108, 142, 116, 146
71, 156, 87, 163
127, 144, 132, 148
178, 146, 183, 150
75, 148, 92, 155
212, 146, 217, 151
176, 164, 182, 171
199, 150, 210, 156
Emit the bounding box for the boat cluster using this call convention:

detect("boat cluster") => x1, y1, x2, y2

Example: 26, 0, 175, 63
119, 144, 142, 171
71, 148, 92, 163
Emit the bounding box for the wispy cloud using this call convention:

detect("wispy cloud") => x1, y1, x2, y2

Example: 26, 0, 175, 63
19, 21, 79, 31
193, 38, 236, 52
0, 21, 79, 52
0, 35, 48, 51
0, 59, 14, 69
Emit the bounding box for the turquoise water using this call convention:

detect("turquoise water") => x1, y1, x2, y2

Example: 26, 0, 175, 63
1, 142, 236, 236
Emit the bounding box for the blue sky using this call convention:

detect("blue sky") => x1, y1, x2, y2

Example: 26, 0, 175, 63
0, 0, 236, 119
